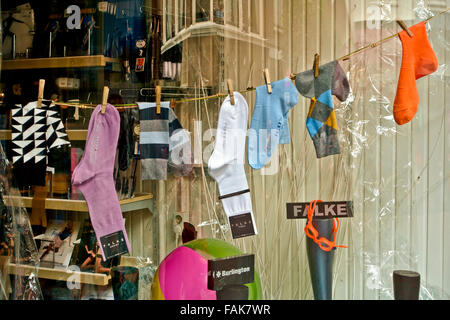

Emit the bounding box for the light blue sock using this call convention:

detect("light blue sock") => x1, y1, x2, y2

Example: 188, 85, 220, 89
247, 77, 298, 170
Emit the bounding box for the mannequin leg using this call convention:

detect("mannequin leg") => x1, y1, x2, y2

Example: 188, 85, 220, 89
306, 218, 335, 300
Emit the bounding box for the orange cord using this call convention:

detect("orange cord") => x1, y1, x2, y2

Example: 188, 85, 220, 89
304, 200, 348, 252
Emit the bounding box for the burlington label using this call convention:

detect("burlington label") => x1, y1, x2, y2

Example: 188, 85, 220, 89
286, 201, 353, 219
207, 254, 254, 291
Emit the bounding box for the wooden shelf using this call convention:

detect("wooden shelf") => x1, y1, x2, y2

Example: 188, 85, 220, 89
4, 193, 154, 213
8, 263, 110, 286
0, 129, 87, 141
2, 55, 120, 71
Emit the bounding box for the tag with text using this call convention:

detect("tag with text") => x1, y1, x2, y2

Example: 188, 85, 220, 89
208, 254, 254, 291
229, 213, 256, 239
100, 230, 129, 260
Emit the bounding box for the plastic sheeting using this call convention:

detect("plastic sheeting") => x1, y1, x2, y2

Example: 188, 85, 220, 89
154, 0, 449, 300
0, 143, 42, 300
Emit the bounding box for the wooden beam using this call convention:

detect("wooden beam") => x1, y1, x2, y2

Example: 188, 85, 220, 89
3, 193, 154, 213
2, 55, 120, 71
0, 129, 87, 141
8, 263, 110, 286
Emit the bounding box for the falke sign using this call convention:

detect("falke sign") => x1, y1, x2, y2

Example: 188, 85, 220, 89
286, 201, 353, 219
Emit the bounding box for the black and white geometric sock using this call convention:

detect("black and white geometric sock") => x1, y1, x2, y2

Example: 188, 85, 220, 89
12, 102, 48, 166
11, 100, 70, 188
45, 103, 70, 151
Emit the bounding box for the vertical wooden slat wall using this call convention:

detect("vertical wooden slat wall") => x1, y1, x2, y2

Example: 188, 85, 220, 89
138, 0, 449, 300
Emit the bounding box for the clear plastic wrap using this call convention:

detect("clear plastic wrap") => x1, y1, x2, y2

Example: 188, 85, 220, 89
0, 143, 42, 300
152, 0, 449, 300
135, 257, 157, 300
0, 0, 447, 301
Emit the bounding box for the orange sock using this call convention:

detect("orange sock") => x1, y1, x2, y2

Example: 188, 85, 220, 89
394, 21, 438, 125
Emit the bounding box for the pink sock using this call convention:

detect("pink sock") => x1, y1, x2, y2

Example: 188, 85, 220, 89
72, 104, 131, 260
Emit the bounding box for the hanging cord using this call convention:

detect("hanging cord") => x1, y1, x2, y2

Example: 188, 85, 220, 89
47, 7, 449, 110
304, 200, 348, 252
338, 7, 449, 62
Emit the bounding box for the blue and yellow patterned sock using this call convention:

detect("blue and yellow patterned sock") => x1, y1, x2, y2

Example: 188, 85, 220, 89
295, 61, 350, 159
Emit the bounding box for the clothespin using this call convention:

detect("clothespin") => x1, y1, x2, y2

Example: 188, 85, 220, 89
74, 105, 79, 120
396, 20, 413, 37
313, 54, 320, 78
310, 97, 317, 110
170, 99, 176, 109
37, 79, 45, 108
156, 84, 162, 114
227, 79, 235, 105
263, 68, 272, 94
101, 86, 109, 114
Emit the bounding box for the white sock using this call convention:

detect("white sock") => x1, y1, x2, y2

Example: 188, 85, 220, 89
208, 92, 257, 238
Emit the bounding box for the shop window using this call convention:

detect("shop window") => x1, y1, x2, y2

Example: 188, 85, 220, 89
250, 0, 261, 34
178, 0, 186, 30
166, 0, 174, 41
186, 0, 192, 27
213, 0, 224, 24
241, 0, 249, 32
224, 0, 239, 27
196, 0, 210, 22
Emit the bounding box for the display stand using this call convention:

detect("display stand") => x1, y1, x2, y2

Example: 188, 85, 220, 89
393, 270, 420, 300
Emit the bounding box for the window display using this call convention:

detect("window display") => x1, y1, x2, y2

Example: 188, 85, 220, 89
0, 0, 449, 303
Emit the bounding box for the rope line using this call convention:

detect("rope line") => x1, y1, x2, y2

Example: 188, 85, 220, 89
37, 8, 449, 110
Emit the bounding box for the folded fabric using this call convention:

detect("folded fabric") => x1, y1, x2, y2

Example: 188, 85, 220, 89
295, 60, 350, 159
137, 102, 193, 180
247, 78, 299, 170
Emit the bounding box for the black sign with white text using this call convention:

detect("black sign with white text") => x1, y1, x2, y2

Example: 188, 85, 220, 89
286, 201, 354, 219
100, 230, 129, 260
208, 254, 255, 291
229, 213, 256, 239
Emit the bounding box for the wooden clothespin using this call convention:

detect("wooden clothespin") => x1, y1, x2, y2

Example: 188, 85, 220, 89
156, 84, 162, 114
313, 54, 320, 78
396, 20, 413, 37
101, 86, 109, 114
263, 68, 272, 94
37, 79, 45, 108
170, 99, 176, 109
227, 79, 235, 105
